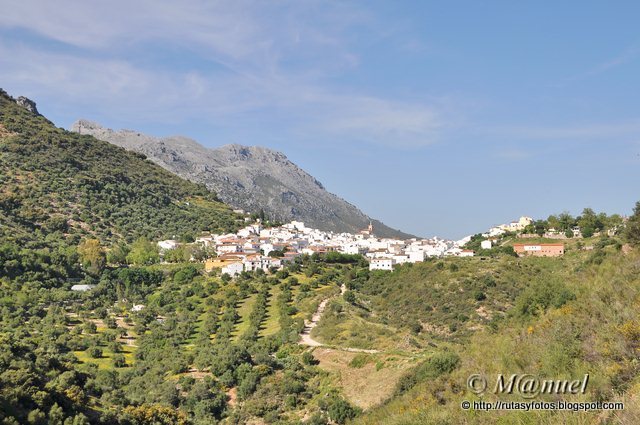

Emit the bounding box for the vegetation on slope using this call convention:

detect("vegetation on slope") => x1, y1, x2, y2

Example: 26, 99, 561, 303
352, 241, 640, 424
1, 248, 363, 424
0, 89, 241, 247
0, 91, 362, 424
313, 252, 579, 351
3, 89, 640, 424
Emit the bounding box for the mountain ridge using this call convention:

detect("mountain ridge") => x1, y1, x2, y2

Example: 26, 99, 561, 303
71, 119, 416, 239
0, 90, 242, 244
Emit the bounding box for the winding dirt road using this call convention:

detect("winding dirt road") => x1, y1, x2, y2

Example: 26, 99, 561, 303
299, 285, 380, 354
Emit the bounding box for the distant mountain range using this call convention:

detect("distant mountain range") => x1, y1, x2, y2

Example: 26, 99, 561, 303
71, 120, 415, 239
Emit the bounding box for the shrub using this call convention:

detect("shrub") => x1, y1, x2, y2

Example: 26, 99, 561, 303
88, 346, 103, 358
514, 279, 575, 318
343, 290, 356, 305
348, 354, 372, 368
322, 396, 361, 424
409, 321, 422, 335
174, 265, 199, 285
395, 351, 460, 395
301, 351, 317, 365
113, 354, 126, 368
473, 290, 486, 301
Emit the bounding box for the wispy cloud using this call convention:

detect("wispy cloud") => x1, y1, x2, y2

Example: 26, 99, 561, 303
0, 0, 372, 80
307, 93, 447, 147
487, 121, 640, 141
559, 45, 640, 85
0, 0, 450, 148
580, 46, 640, 78
494, 149, 531, 161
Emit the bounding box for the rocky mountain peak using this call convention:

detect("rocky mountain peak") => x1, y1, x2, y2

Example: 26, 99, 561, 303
71, 119, 103, 133
71, 120, 415, 239
15, 96, 39, 115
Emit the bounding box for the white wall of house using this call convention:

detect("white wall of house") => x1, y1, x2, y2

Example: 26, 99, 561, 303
158, 240, 178, 251
260, 243, 274, 256
222, 262, 244, 277
217, 244, 242, 253
369, 258, 394, 271
408, 251, 425, 263
393, 255, 409, 264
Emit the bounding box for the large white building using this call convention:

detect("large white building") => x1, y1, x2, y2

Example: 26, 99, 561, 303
369, 258, 394, 271
222, 262, 243, 277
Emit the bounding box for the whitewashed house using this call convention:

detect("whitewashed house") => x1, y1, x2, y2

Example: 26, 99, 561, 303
369, 258, 394, 271
459, 249, 475, 257
408, 251, 425, 263
71, 284, 95, 292
392, 254, 409, 264
195, 235, 214, 247
216, 243, 243, 254
158, 239, 179, 251
222, 262, 244, 277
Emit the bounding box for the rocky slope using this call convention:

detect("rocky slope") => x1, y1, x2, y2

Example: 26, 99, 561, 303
71, 120, 414, 239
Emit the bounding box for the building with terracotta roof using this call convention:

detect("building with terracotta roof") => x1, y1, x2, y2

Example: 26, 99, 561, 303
204, 255, 245, 272
513, 243, 564, 257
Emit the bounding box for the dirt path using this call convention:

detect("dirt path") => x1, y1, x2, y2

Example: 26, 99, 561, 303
299, 285, 380, 354
299, 297, 330, 346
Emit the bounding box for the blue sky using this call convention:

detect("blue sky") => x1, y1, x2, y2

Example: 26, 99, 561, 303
1, 1, 639, 239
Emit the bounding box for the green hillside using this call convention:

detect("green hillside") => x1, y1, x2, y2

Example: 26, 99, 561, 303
310, 255, 575, 353
0, 89, 241, 245
2, 89, 640, 424
345, 242, 640, 424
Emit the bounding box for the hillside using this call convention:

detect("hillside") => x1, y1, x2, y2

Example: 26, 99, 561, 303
0, 89, 391, 425
0, 89, 364, 424
310, 255, 558, 351
0, 90, 242, 245
70, 119, 414, 239
335, 240, 640, 424
2, 89, 639, 424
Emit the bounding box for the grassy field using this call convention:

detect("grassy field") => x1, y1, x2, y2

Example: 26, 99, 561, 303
73, 344, 136, 370
260, 285, 282, 337
231, 293, 258, 340
311, 297, 414, 352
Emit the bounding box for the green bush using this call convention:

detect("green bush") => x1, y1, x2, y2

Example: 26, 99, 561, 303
88, 346, 103, 358
395, 351, 460, 395
514, 278, 575, 318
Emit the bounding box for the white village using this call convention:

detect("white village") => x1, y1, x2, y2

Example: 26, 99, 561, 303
154, 215, 536, 277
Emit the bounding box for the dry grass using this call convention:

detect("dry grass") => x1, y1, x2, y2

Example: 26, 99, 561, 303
0, 123, 16, 138
312, 347, 417, 410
